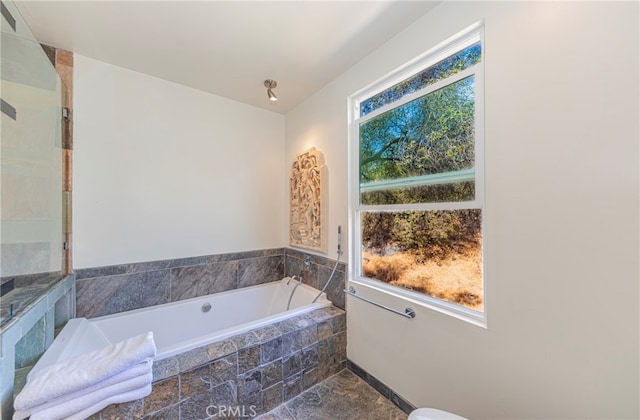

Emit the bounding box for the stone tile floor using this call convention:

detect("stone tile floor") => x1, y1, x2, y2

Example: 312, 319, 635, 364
256, 369, 408, 420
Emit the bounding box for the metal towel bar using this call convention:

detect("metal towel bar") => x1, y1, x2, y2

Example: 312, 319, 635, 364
344, 286, 415, 319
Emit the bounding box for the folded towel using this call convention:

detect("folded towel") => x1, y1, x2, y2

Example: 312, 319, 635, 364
12, 360, 153, 420
31, 384, 153, 420
19, 371, 153, 420
14, 331, 156, 411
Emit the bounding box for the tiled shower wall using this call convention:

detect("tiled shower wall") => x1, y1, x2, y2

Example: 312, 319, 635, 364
75, 248, 346, 319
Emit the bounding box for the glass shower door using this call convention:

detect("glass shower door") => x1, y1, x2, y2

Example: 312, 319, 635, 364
0, 0, 64, 326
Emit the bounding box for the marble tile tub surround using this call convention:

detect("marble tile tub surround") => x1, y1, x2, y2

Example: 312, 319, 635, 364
75, 249, 285, 318
88, 306, 346, 420
76, 247, 346, 319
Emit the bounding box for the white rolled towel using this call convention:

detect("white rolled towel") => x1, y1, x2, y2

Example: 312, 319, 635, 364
12, 359, 152, 420
14, 331, 156, 411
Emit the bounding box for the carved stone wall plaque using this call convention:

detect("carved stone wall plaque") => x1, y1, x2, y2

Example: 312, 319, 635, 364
289, 148, 328, 253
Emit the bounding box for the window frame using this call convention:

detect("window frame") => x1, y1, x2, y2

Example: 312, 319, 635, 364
347, 23, 486, 327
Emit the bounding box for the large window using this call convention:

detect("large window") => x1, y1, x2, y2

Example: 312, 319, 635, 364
349, 26, 484, 321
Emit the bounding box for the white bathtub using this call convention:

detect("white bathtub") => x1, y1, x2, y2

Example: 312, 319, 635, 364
31, 278, 331, 375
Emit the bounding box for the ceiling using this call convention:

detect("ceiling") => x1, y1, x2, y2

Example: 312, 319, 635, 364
16, 1, 439, 114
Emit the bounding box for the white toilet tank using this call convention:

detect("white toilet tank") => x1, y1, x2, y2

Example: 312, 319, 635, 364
408, 408, 467, 420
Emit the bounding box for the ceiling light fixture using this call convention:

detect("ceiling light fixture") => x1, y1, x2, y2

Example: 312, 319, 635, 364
264, 79, 278, 102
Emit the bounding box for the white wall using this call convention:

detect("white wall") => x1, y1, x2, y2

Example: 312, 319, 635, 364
74, 55, 286, 269
285, 2, 639, 419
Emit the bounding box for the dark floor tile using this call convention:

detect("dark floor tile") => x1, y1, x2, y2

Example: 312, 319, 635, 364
254, 404, 295, 420
282, 370, 407, 420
